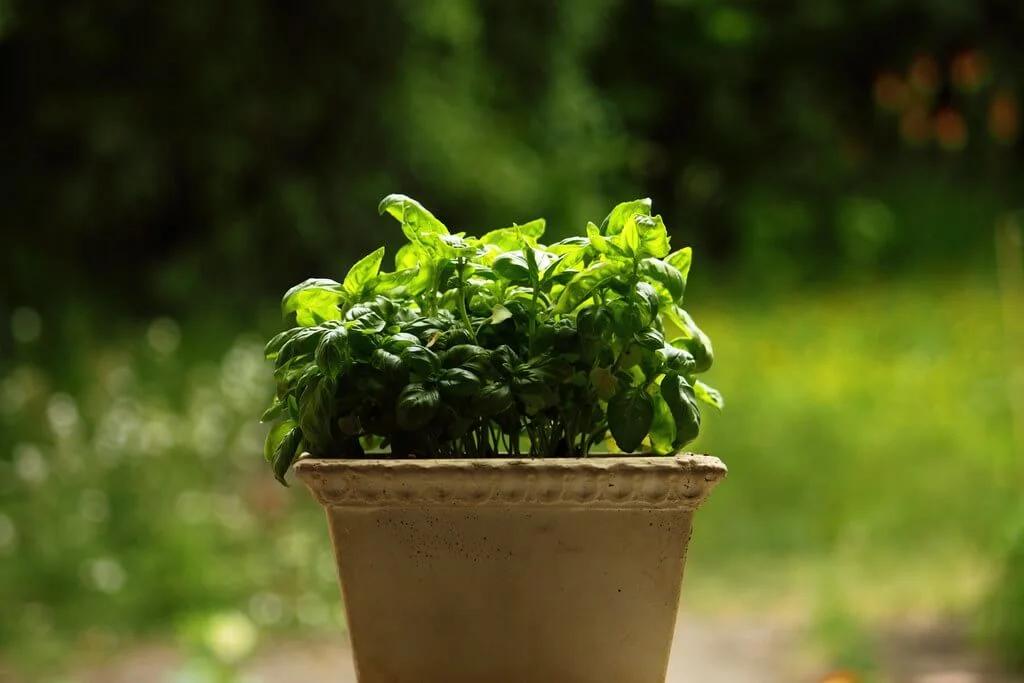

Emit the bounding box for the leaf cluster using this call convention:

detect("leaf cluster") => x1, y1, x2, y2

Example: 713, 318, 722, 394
262, 195, 722, 484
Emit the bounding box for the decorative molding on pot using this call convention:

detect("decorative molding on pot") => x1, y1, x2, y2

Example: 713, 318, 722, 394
293, 454, 726, 510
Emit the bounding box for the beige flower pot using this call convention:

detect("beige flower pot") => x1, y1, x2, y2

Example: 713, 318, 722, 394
294, 453, 726, 683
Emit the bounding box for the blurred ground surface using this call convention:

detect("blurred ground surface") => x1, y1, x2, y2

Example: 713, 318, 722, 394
12, 617, 1022, 683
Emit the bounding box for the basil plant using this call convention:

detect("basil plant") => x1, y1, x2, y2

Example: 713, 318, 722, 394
261, 195, 722, 484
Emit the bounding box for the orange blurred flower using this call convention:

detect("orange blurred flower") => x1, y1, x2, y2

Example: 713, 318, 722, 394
934, 108, 968, 151
820, 671, 858, 683
950, 50, 989, 92
874, 72, 909, 111
900, 104, 931, 146
909, 53, 941, 95
989, 91, 1020, 144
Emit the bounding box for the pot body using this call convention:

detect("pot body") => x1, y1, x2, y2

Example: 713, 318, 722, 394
294, 454, 726, 683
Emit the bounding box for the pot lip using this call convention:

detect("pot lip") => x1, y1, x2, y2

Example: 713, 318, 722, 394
293, 452, 726, 476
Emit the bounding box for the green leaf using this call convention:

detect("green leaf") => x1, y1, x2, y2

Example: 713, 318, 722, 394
660, 373, 701, 448
314, 326, 348, 376
554, 260, 629, 314
576, 305, 613, 340
587, 222, 624, 257
260, 400, 284, 423
634, 215, 672, 258
666, 306, 714, 373
479, 219, 546, 250
343, 247, 385, 295
486, 303, 513, 325
438, 368, 483, 399
370, 348, 404, 375
648, 389, 677, 455
633, 282, 660, 327
371, 266, 419, 297
271, 425, 303, 486
492, 252, 531, 282
639, 258, 685, 301
282, 278, 346, 327
601, 198, 652, 236
476, 383, 513, 416
298, 375, 337, 454
264, 419, 297, 463
378, 194, 449, 243
347, 311, 386, 335
620, 214, 641, 255
442, 344, 489, 369
634, 327, 666, 351
401, 345, 440, 377
694, 379, 725, 409
384, 332, 421, 353
658, 344, 697, 373
396, 383, 441, 430
607, 387, 654, 453
665, 247, 692, 286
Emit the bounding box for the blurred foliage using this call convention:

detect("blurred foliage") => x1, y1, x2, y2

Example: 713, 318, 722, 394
2, 0, 1021, 323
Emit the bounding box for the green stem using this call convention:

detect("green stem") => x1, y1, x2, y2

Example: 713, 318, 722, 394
455, 257, 479, 343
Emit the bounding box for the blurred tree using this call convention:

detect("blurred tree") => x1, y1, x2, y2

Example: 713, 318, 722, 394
1, 0, 1020, 320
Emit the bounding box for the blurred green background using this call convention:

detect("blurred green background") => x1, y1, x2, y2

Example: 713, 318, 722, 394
2, 0, 1023, 679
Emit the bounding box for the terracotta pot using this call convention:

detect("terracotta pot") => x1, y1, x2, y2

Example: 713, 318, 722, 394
293, 453, 726, 683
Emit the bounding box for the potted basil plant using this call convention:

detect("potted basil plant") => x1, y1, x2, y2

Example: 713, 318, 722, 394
261, 194, 727, 683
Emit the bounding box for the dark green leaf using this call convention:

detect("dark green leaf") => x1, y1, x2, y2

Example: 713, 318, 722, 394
634, 327, 666, 351
347, 311, 386, 335
384, 332, 421, 353
576, 305, 613, 339
660, 373, 702, 448
271, 426, 303, 486
607, 388, 654, 453
476, 383, 513, 416
438, 368, 483, 399
658, 344, 697, 373
395, 383, 441, 430
314, 326, 348, 376
634, 282, 660, 326
299, 375, 337, 454
343, 247, 385, 295
282, 278, 346, 326
264, 419, 297, 462
667, 306, 714, 373
600, 198, 652, 236
401, 345, 440, 377
264, 328, 298, 360
370, 348, 404, 374
442, 344, 489, 369
554, 260, 629, 314
639, 258, 685, 301
260, 400, 284, 423
492, 252, 531, 282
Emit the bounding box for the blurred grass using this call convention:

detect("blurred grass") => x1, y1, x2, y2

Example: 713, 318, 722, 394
0, 273, 1018, 674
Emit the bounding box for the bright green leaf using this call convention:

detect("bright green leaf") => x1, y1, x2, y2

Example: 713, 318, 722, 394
694, 379, 724, 409
635, 215, 671, 258
665, 247, 692, 286
343, 247, 385, 295
554, 260, 629, 314
282, 278, 346, 327
601, 198, 652, 236
378, 194, 449, 243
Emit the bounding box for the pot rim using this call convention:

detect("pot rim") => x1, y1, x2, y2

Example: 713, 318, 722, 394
292, 452, 726, 509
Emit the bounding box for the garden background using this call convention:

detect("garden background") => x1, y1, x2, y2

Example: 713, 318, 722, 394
2, 0, 1024, 680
